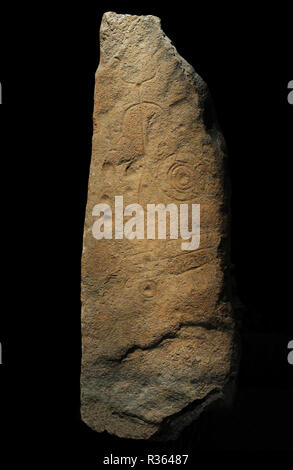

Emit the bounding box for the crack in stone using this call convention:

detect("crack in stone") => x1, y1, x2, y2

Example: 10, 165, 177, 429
112, 409, 157, 426
109, 321, 221, 363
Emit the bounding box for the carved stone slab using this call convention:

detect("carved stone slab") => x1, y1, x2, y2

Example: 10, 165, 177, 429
81, 11, 238, 440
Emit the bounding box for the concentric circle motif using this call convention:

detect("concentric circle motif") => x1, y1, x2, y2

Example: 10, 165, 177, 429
156, 154, 203, 201
124, 278, 158, 300
140, 279, 157, 300
168, 162, 193, 192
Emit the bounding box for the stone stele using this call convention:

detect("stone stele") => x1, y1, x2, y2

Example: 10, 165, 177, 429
81, 11, 238, 441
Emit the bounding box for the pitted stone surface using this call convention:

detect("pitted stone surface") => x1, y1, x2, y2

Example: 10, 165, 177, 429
81, 11, 238, 440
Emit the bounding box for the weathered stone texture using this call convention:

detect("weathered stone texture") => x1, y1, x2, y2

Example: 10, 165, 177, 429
81, 11, 238, 440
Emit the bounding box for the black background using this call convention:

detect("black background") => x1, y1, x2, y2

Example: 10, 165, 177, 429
0, 1, 292, 465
